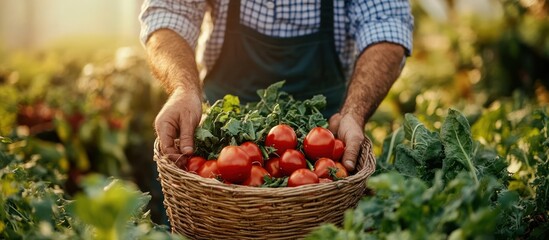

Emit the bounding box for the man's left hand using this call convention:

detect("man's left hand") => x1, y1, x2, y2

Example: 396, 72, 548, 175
328, 113, 365, 171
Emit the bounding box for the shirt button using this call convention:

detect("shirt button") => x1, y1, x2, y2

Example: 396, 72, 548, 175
266, 1, 275, 9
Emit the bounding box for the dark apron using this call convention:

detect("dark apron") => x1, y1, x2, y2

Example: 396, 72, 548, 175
203, 0, 346, 116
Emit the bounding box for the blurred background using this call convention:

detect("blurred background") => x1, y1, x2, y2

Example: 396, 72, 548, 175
0, 0, 142, 49
0, 0, 548, 224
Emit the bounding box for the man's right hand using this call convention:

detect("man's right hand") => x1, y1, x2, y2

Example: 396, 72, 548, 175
155, 88, 202, 166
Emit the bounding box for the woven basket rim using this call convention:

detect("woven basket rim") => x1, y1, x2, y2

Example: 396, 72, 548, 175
153, 137, 376, 195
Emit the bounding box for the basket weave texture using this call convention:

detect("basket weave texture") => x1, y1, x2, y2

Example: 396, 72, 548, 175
154, 137, 376, 240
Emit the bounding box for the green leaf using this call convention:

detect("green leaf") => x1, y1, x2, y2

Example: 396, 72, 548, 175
261, 176, 288, 188
403, 114, 444, 165
73, 175, 150, 238
379, 115, 444, 182
257, 80, 285, 103
221, 118, 241, 136
0, 136, 13, 144
221, 94, 240, 113
378, 127, 405, 167
440, 108, 478, 183
54, 117, 73, 143
392, 145, 422, 178
195, 128, 218, 149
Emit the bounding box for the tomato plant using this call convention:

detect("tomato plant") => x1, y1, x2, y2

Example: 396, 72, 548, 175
239, 141, 264, 166
217, 146, 252, 183
242, 165, 270, 187
279, 149, 307, 176
197, 160, 221, 179
332, 139, 345, 161
304, 127, 335, 161
313, 158, 337, 179
265, 124, 297, 156
265, 157, 283, 178
288, 169, 319, 187
184, 156, 206, 173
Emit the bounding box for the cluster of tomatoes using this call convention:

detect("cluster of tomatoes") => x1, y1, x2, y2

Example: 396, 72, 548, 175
177, 124, 348, 187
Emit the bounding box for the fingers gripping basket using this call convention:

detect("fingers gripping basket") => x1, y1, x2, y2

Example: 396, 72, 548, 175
154, 138, 376, 240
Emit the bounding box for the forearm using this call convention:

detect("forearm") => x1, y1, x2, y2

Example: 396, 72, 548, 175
146, 29, 201, 96
341, 42, 405, 125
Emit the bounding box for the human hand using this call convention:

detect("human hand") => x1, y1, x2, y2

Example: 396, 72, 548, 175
328, 113, 365, 171
154, 88, 202, 167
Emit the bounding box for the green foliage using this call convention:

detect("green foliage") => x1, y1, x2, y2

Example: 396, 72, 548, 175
0, 138, 183, 240
489, 108, 549, 238
1, 47, 166, 180
309, 106, 548, 239
0, 86, 18, 136
1, 0, 547, 236
194, 81, 327, 159
378, 108, 506, 184
261, 175, 289, 188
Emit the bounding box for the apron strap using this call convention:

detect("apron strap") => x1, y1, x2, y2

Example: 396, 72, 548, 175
227, 0, 241, 30
319, 0, 334, 34
227, 0, 335, 36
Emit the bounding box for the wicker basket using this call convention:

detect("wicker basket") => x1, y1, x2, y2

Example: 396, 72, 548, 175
154, 137, 376, 240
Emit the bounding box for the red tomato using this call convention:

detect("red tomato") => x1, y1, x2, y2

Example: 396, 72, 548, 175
107, 117, 124, 130
239, 141, 264, 166
313, 157, 336, 178
242, 165, 271, 187
265, 157, 284, 178
185, 156, 206, 173
279, 149, 307, 176
265, 124, 297, 156
319, 178, 333, 183
332, 139, 345, 162
304, 127, 335, 161
197, 160, 220, 179
288, 169, 319, 187
217, 146, 252, 183
334, 162, 349, 179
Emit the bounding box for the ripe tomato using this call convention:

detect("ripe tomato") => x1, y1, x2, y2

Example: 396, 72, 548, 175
265, 157, 283, 178
333, 162, 349, 179
279, 149, 307, 176
332, 139, 345, 161
197, 160, 220, 179
304, 127, 335, 161
313, 157, 336, 178
319, 178, 333, 183
242, 165, 271, 187
288, 169, 319, 187
217, 146, 252, 183
184, 156, 207, 173
265, 124, 297, 156
239, 141, 264, 166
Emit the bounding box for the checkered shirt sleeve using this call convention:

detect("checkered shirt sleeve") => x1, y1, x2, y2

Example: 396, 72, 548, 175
139, 0, 414, 72
350, 0, 414, 56
139, 0, 207, 49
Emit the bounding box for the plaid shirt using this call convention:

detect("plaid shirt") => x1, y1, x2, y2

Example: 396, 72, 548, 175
139, 0, 413, 77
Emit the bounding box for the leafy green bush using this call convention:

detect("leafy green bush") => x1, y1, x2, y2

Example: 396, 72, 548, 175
308, 104, 548, 239
0, 137, 182, 239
